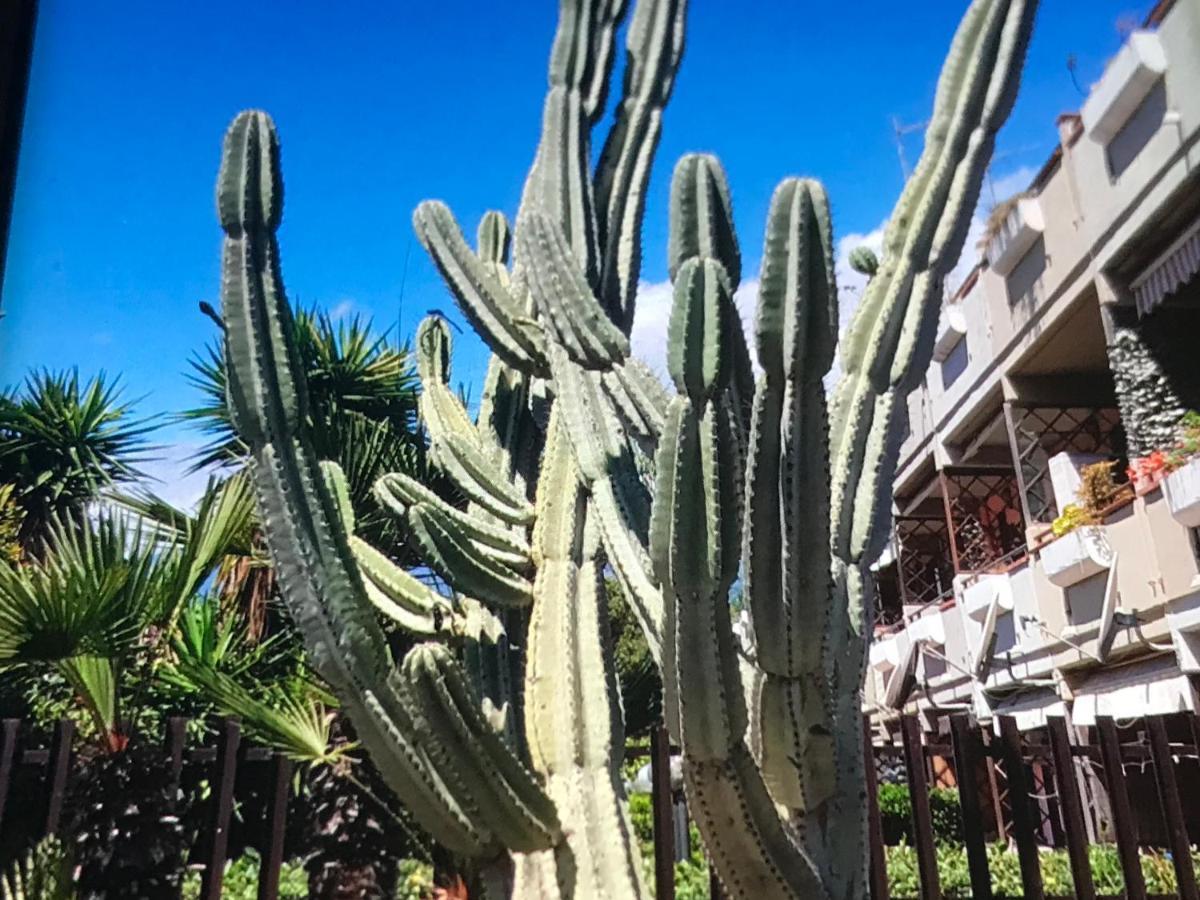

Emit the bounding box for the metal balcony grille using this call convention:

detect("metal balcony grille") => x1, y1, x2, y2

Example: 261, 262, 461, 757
1004, 403, 1126, 524
895, 516, 955, 608
940, 466, 1026, 574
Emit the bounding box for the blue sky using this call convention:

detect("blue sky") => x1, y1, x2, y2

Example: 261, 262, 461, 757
0, 0, 1154, 499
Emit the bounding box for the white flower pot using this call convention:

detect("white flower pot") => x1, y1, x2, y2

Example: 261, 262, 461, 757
1163, 457, 1200, 528
1040, 525, 1112, 587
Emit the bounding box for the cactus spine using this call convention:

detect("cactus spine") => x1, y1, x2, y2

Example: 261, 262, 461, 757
217, 1, 1036, 898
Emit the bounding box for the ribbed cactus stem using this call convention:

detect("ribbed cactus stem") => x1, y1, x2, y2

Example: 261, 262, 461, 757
742, 178, 838, 815
216, 110, 557, 865
523, 414, 648, 900
217, 0, 1037, 896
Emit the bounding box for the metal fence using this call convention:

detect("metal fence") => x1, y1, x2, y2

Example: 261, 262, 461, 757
2, 713, 1199, 899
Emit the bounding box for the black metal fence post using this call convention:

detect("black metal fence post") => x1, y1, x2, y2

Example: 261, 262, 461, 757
1046, 716, 1096, 900
899, 715, 940, 900
949, 714, 992, 900
997, 715, 1044, 900
200, 717, 241, 900
1096, 715, 1147, 900
650, 724, 675, 900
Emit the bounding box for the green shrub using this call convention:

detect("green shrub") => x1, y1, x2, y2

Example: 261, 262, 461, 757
180, 852, 434, 899
877, 783, 963, 846
886, 842, 1200, 898
181, 852, 307, 899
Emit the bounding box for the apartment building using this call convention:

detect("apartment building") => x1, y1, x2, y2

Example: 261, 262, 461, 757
865, 0, 1200, 752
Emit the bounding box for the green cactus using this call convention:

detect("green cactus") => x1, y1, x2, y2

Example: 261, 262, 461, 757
849, 245, 880, 278
216, 1, 1036, 898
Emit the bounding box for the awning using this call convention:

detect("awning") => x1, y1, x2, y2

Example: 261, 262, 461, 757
989, 688, 1069, 732
1132, 218, 1200, 317
1071, 654, 1198, 726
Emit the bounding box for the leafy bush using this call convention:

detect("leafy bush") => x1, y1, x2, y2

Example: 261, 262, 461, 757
877, 784, 963, 846
180, 853, 434, 899
885, 842, 1200, 898
628, 792, 712, 899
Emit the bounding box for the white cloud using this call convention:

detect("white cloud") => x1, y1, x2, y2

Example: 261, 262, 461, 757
134, 442, 222, 512
630, 166, 1037, 388
329, 298, 356, 321
630, 277, 761, 382
630, 280, 674, 380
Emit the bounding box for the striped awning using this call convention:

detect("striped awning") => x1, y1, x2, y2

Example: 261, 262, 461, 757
1132, 218, 1200, 317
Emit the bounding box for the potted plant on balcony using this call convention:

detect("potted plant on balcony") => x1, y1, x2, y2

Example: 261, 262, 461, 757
1040, 461, 1125, 587
1162, 412, 1200, 527
1128, 450, 1169, 496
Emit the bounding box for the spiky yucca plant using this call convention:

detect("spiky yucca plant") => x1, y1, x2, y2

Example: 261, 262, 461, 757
216, 1, 1037, 898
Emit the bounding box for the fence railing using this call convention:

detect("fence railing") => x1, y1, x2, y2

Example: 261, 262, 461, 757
0, 716, 292, 900
2, 712, 1199, 899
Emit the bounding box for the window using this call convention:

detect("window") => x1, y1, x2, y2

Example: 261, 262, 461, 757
1107, 78, 1167, 179
940, 335, 969, 388
1005, 235, 1047, 308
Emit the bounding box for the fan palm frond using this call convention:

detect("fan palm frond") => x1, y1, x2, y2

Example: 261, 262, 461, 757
166, 659, 342, 765
0, 514, 166, 662
0, 836, 71, 900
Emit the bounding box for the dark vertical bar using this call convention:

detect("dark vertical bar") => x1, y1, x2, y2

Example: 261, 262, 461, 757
980, 727, 1006, 840
997, 716, 1044, 900
1095, 716, 1146, 900
1004, 402, 1037, 526
257, 753, 293, 900
42, 719, 73, 835
939, 471, 963, 574
1146, 716, 1198, 900
1099, 720, 1142, 900
163, 716, 187, 811
900, 715, 940, 900
709, 866, 724, 900
0, 0, 37, 294
650, 724, 675, 900
200, 718, 241, 900
1046, 717, 1096, 900
863, 716, 890, 900
949, 715, 992, 900
0, 719, 20, 832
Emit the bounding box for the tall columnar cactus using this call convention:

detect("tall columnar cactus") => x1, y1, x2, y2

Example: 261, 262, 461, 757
216, 1, 1037, 898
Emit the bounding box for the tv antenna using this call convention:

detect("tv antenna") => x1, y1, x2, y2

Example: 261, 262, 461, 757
891, 115, 928, 180
396, 236, 412, 343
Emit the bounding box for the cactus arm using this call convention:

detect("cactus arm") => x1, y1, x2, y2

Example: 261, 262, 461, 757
740, 178, 838, 813
520, 0, 619, 284
415, 316, 538, 525
519, 211, 631, 369
405, 504, 534, 608
667, 153, 740, 286
580, 0, 629, 123
523, 410, 648, 900
830, 0, 1038, 565
414, 201, 548, 374
400, 643, 561, 853
667, 154, 753, 438
348, 536, 456, 635
592, 470, 663, 661
817, 3, 1038, 895
594, 0, 687, 331
217, 111, 527, 858
651, 280, 826, 899
375, 472, 531, 563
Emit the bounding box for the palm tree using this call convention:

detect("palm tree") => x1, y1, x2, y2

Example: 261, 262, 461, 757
0, 477, 255, 898
0, 370, 155, 556
183, 307, 440, 568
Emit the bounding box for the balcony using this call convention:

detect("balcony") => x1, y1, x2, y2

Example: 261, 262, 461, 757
1081, 30, 1168, 144
985, 196, 1045, 278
